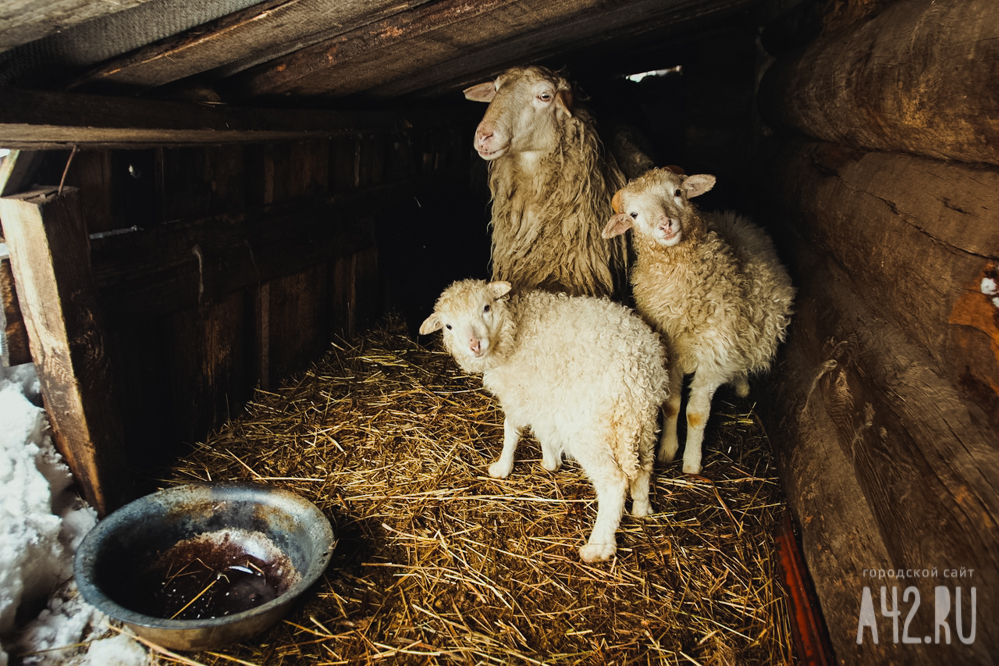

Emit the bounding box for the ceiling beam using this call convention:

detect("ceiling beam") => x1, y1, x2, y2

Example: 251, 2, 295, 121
0, 88, 406, 149
0, 0, 159, 52
68, 0, 431, 95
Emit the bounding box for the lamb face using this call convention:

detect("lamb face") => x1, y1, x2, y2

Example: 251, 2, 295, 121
603, 169, 716, 248
419, 280, 513, 371
464, 66, 573, 161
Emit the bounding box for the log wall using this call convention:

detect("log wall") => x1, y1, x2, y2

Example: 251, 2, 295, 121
755, 0, 999, 662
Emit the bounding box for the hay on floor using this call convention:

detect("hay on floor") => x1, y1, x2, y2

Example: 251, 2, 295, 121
160, 315, 793, 665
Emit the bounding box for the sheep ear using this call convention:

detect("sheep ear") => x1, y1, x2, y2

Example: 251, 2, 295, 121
611, 189, 625, 214
663, 164, 686, 175
487, 281, 513, 299
602, 213, 634, 239
464, 81, 497, 103
419, 313, 442, 335
555, 89, 574, 117
683, 174, 716, 198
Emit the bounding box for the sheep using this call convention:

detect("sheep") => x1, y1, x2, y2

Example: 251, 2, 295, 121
419, 279, 668, 562
601, 168, 795, 475
463, 66, 652, 299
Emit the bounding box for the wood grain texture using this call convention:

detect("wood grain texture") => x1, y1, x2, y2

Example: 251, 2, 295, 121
225, 0, 758, 99
0, 0, 158, 52
760, 240, 998, 664
757, 136, 999, 425
0, 187, 131, 515
69, 0, 418, 93
758, 0, 999, 166
0, 88, 405, 149
88, 186, 390, 320
0, 254, 30, 366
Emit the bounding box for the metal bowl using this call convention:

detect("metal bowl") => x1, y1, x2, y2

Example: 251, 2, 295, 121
74, 482, 335, 651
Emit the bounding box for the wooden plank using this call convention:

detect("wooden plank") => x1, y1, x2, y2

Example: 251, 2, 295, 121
225, 0, 517, 98
0, 149, 46, 197
0, 88, 406, 150
88, 184, 400, 320
758, 0, 999, 167
267, 265, 328, 379
230, 0, 732, 99
757, 136, 999, 420
0, 0, 159, 52
362, 0, 757, 101
69, 0, 425, 93
0, 186, 131, 515
761, 242, 999, 664
0, 251, 31, 366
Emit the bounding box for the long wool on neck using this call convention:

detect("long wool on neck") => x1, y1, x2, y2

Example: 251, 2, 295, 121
487, 108, 627, 298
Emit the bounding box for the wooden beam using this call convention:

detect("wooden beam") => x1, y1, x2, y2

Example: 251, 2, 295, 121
0, 88, 406, 149
0, 186, 132, 515
68, 0, 424, 94
364, 0, 757, 101
0, 149, 47, 197
758, 0, 999, 167
0, 0, 159, 52
226, 0, 757, 100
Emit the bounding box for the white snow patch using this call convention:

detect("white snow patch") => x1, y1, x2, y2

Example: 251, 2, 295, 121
0, 364, 155, 665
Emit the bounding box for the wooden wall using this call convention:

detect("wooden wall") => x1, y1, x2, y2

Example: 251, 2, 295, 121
0, 107, 484, 510
754, 0, 999, 662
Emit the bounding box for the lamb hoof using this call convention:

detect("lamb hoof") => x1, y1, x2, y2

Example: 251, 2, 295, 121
631, 500, 651, 518
657, 448, 676, 464
488, 460, 512, 478
542, 459, 560, 472
682, 462, 701, 475
579, 542, 616, 563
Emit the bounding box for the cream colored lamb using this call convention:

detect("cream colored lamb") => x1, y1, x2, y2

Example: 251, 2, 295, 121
419, 279, 668, 562
602, 168, 795, 475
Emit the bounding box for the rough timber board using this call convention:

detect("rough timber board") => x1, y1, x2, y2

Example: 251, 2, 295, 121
0, 186, 131, 515
223, 0, 760, 99
0, 88, 405, 149
0, 0, 158, 52
69, 0, 429, 93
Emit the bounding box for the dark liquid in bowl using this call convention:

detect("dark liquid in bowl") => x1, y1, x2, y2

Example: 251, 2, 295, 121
131, 530, 297, 620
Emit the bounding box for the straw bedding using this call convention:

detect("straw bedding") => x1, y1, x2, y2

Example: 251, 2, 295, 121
157, 315, 793, 665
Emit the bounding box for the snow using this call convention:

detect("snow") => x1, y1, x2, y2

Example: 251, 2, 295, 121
0, 364, 155, 665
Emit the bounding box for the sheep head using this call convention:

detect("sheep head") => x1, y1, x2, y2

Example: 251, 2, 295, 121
420, 280, 513, 372
464, 66, 575, 161
602, 168, 715, 248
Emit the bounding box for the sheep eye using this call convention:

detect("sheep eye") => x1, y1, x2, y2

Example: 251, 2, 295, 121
445, 324, 452, 330
538, 92, 553, 102
630, 212, 638, 219
674, 189, 682, 198
483, 304, 491, 313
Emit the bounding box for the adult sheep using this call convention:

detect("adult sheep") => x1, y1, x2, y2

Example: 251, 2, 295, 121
464, 66, 651, 299
602, 168, 795, 475
419, 279, 668, 562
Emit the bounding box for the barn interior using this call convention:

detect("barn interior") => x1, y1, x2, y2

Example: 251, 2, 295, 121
2, 0, 997, 664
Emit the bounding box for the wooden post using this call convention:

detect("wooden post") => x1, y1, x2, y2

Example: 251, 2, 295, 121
0, 186, 132, 516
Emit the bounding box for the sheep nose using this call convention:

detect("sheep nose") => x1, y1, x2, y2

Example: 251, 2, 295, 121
474, 125, 494, 149
469, 338, 481, 354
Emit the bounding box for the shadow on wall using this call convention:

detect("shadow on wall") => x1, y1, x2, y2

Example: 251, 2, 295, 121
376, 169, 493, 341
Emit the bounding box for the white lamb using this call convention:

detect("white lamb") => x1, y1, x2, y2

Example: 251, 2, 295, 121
419, 279, 668, 562
602, 168, 795, 475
